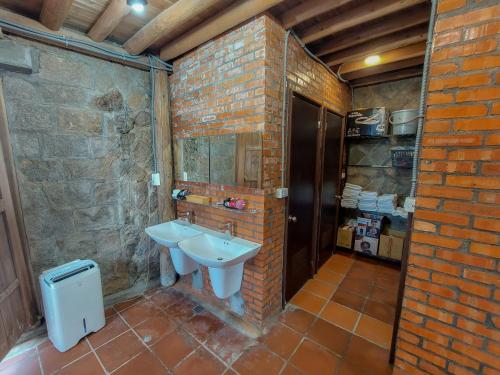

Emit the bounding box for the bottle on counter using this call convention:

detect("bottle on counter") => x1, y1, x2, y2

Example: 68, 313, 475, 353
223, 198, 246, 210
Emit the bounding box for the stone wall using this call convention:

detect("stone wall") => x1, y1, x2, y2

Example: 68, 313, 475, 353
1, 37, 169, 297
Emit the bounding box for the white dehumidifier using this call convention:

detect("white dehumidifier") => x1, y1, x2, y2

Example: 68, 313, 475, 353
39, 259, 105, 352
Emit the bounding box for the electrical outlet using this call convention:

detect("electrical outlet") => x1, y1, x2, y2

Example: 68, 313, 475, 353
151, 173, 160, 186
275, 187, 288, 199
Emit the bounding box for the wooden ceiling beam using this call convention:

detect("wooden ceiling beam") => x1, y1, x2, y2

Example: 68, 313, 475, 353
124, 0, 230, 55
281, 0, 353, 29
88, 0, 130, 42
300, 0, 425, 44
339, 41, 426, 74
350, 66, 423, 87
323, 23, 428, 66
343, 56, 424, 80
160, 0, 284, 61
39, 0, 74, 31
315, 3, 430, 57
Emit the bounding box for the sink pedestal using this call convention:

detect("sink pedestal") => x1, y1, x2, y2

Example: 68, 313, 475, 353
192, 269, 203, 291
208, 263, 244, 299
169, 247, 198, 275
159, 248, 177, 287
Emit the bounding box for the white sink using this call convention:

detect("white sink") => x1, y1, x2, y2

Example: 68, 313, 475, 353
145, 220, 201, 276
179, 233, 261, 298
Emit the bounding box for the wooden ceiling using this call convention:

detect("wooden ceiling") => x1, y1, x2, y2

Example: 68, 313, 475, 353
0, 0, 430, 86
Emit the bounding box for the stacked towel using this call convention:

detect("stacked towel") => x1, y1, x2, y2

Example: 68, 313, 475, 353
341, 183, 362, 208
358, 191, 378, 211
393, 207, 408, 218
377, 194, 397, 214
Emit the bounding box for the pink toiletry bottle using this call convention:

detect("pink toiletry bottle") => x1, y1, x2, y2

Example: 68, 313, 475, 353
223, 198, 246, 210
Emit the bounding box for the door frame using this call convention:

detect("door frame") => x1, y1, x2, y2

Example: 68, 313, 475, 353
282, 90, 345, 305
0, 78, 39, 355
314, 108, 346, 271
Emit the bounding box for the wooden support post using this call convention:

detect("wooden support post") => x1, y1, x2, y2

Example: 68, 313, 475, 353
153, 70, 175, 222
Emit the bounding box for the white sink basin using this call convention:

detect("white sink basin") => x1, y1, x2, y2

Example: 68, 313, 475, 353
179, 233, 261, 298
145, 220, 201, 275
145, 220, 201, 248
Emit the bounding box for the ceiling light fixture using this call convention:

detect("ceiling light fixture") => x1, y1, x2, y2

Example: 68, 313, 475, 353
364, 55, 381, 66
127, 0, 147, 13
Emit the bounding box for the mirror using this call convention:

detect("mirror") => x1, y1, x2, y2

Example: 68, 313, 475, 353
174, 133, 262, 188
174, 136, 210, 183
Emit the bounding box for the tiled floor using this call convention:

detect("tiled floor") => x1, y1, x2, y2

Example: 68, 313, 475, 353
0, 253, 399, 375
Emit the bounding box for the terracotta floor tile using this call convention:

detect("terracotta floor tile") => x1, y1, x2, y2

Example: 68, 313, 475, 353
120, 301, 163, 327
95, 330, 145, 372
279, 307, 315, 334
302, 279, 337, 299
0, 351, 41, 375
343, 336, 392, 375
321, 259, 352, 275
314, 268, 344, 285
206, 324, 255, 364
38, 338, 90, 374
87, 314, 128, 349
364, 299, 396, 325
281, 364, 304, 375
355, 315, 393, 349
306, 318, 351, 356
290, 290, 327, 315
320, 302, 360, 332
165, 297, 198, 323
331, 289, 366, 312
173, 347, 225, 375
104, 307, 116, 318
290, 339, 339, 375
113, 296, 145, 312
261, 323, 302, 359
150, 288, 185, 310
183, 311, 225, 342
232, 345, 284, 375
338, 277, 373, 298
113, 350, 166, 375
0, 348, 37, 371
152, 328, 199, 369
370, 287, 398, 307
58, 353, 104, 375
134, 315, 178, 346
223, 369, 238, 375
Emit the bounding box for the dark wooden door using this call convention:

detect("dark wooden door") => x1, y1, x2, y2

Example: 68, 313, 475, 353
285, 95, 321, 301
0, 81, 36, 360
316, 111, 344, 269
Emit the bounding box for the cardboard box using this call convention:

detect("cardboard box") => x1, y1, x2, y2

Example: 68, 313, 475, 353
377, 234, 404, 260
337, 226, 354, 249
378, 235, 391, 258
354, 213, 383, 256
346, 107, 388, 138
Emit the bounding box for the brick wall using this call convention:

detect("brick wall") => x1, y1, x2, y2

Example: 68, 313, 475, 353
168, 15, 350, 327
395, 1, 500, 374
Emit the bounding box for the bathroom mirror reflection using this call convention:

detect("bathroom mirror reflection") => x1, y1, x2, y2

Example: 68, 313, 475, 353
174, 132, 262, 188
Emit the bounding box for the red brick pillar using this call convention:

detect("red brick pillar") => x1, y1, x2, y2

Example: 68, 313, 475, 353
395, 0, 500, 374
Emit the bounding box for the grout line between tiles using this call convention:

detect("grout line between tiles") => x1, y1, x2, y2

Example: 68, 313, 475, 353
35, 345, 44, 375
85, 337, 109, 375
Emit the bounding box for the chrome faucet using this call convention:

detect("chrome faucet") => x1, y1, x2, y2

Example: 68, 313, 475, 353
218, 222, 234, 239
179, 210, 194, 224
